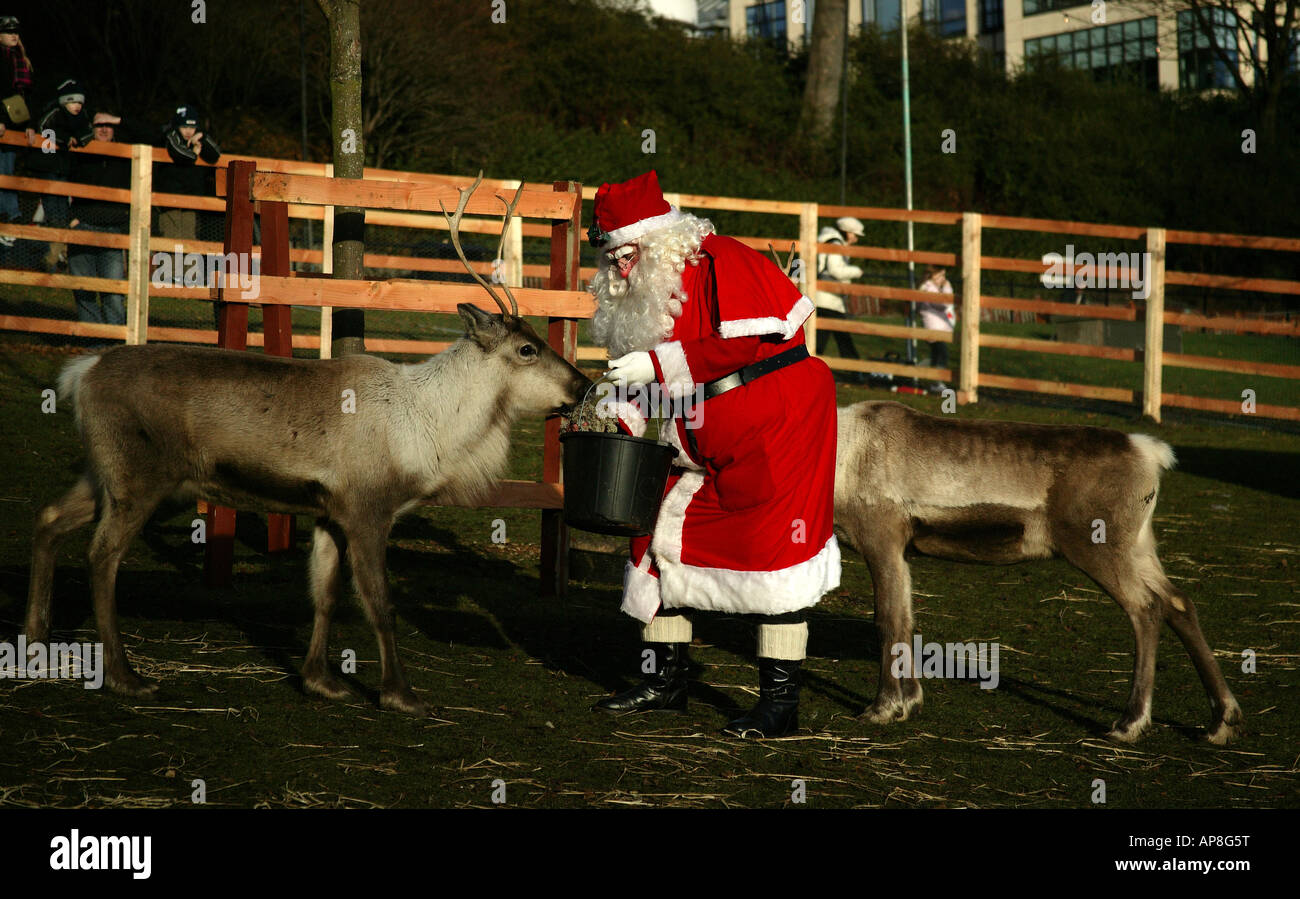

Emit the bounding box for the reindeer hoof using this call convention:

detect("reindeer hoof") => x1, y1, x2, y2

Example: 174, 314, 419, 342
1203, 704, 1244, 745
1105, 717, 1150, 743
107, 672, 159, 698
381, 688, 432, 717
863, 700, 907, 724
863, 691, 922, 724
304, 672, 358, 702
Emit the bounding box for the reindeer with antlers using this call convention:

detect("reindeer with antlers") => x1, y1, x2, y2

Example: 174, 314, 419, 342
25, 173, 589, 715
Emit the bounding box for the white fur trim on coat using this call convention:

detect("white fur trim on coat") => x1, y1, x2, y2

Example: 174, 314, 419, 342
662, 416, 704, 471
657, 535, 841, 616
603, 208, 686, 247
650, 470, 706, 564
652, 340, 694, 399
718, 295, 815, 340
620, 555, 662, 624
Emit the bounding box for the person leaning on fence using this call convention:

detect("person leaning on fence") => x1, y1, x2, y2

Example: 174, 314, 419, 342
28, 78, 92, 268
587, 170, 841, 739
917, 263, 955, 395
66, 111, 150, 343
156, 103, 222, 326
0, 15, 35, 243
156, 103, 220, 246
814, 216, 865, 374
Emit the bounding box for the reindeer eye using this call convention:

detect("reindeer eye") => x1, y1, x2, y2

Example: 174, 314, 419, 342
519, 344, 538, 359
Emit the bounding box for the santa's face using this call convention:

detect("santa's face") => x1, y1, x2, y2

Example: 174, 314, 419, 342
589, 213, 712, 358
606, 243, 639, 279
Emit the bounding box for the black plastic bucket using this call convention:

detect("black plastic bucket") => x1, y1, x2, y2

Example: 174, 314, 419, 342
560, 431, 677, 537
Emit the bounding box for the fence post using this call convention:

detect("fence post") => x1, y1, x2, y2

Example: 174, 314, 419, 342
205, 159, 257, 587
503, 179, 524, 288
542, 180, 582, 597
261, 197, 295, 553
319, 163, 334, 359
125, 144, 152, 345
1142, 227, 1166, 422
799, 202, 818, 348
959, 212, 982, 404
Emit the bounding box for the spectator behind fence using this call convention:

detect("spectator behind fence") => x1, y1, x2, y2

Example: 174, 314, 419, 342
814, 216, 865, 379
29, 77, 92, 269
156, 103, 221, 254
0, 15, 35, 243
67, 111, 150, 343
917, 263, 956, 395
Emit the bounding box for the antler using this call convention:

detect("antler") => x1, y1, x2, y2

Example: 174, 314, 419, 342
767, 241, 798, 278
440, 170, 522, 318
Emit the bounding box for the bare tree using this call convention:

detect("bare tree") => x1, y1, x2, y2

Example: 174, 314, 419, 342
357, 0, 502, 169
318, 0, 367, 357
799, 0, 849, 147
1138, 0, 1298, 142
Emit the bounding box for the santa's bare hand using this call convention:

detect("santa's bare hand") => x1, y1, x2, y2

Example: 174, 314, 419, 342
606, 351, 655, 388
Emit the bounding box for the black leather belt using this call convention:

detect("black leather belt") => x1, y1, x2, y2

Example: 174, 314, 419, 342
702, 345, 809, 400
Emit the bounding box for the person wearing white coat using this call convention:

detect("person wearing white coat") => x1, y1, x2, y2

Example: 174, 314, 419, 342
814, 217, 864, 365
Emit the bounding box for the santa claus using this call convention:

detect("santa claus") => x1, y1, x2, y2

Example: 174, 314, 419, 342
587, 171, 840, 738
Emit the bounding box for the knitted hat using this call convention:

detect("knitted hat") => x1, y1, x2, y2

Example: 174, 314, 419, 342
172, 104, 200, 128
57, 79, 86, 106
0, 15, 19, 33
589, 171, 684, 248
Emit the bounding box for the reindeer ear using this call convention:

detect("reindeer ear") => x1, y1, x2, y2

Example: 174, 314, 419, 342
458, 303, 506, 349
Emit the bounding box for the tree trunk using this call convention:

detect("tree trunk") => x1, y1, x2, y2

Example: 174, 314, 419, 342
318, 0, 366, 357
798, 0, 848, 148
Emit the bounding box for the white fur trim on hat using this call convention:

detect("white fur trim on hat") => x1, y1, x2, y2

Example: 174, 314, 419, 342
656, 535, 841, 616
603, 207, 686, 247
718, 295, 815, 340
652, 340, 694, 399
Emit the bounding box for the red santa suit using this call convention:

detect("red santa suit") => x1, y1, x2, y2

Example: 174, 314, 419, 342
614, 233, 841, 623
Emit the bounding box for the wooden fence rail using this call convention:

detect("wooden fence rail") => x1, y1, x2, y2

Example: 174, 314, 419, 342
2, 136, 1297, 433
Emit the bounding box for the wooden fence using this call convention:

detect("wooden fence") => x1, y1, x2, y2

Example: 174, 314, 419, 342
1, 134, 1297, 419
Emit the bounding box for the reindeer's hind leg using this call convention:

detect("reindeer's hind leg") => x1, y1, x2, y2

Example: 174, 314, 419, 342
88, 488, 169, 696
301, 519, 357, 702
341, 518, 430, 716
1161, 584, 1243, 745
1062, 543, 1161, 742
26, 475, 98, 645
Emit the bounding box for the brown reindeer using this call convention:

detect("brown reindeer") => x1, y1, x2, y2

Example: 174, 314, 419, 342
834, 400, 1243, 744
26, 175, 589, 715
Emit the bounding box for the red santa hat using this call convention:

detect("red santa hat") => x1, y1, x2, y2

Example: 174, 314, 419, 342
590, 170, 685, 248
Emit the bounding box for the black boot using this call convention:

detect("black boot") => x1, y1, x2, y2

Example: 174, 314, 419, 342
722, 658, 801, 738
592, 643, 690, 713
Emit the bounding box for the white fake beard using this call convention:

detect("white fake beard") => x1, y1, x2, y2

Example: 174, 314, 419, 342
589, 218, 711, 357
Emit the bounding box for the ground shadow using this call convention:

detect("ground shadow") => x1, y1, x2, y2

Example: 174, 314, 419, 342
1170, 445, 1300, 499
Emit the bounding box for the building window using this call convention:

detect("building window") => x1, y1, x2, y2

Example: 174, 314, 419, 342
980, 0, 1004, 34
1024, 17, 1158, 89
1023, 0, 1084, 16
925, 0, 968, 36
862, 0, 901, 32
747, 1, 787, 43
1178, 9, 1238, 90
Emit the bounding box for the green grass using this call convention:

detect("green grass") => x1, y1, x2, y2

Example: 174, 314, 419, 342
0, 341, 1296, 809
